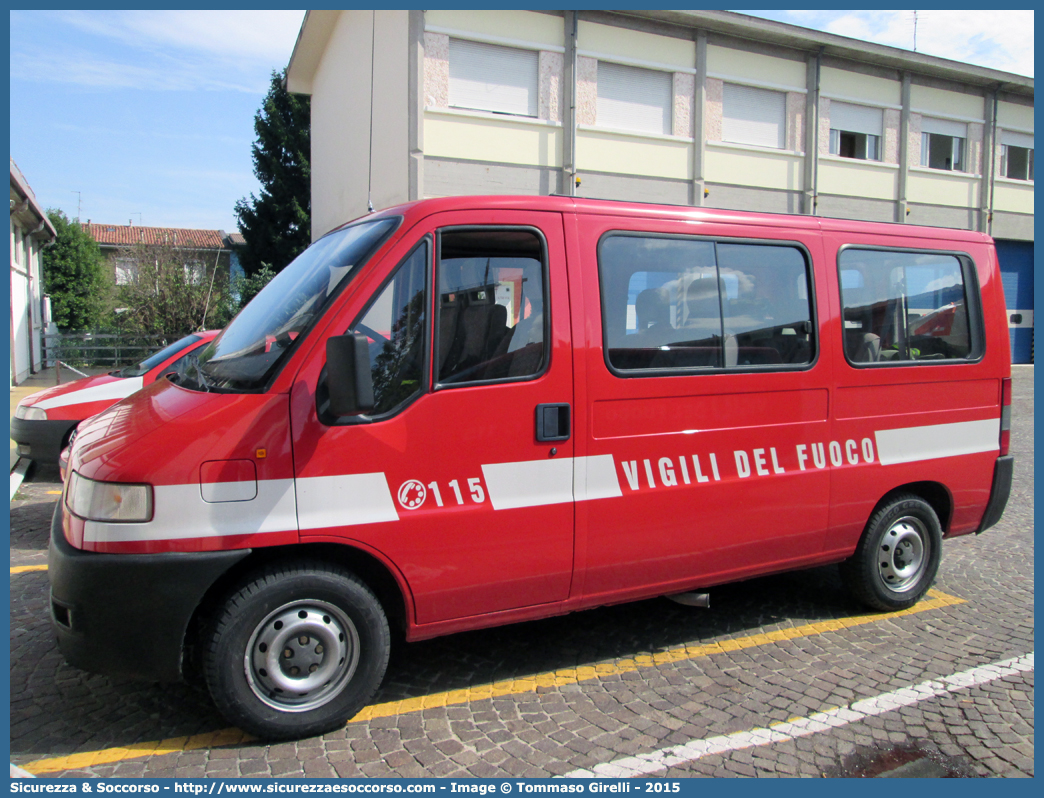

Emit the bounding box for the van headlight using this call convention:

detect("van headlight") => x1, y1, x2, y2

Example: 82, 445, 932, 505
66, 471, 153, 523
15, 405, 47, 420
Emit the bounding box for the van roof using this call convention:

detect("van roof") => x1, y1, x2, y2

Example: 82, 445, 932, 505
363, 194, 993, 245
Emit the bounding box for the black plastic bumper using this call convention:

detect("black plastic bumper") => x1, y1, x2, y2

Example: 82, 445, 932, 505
977, 455, 1014, 533
48, 503, 251, 682
10, 417, 77, 465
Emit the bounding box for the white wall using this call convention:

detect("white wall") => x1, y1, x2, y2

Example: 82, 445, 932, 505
309, 10, 410, 239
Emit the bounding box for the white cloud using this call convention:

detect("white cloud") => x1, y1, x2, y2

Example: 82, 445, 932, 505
14, 45, 265, 93
54, 10, 304, 63
820, 10, 1033, 78
11, 10, 305, 93
741, 10, 1033, 78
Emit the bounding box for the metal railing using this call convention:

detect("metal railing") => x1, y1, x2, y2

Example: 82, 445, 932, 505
41, 333, 177, 370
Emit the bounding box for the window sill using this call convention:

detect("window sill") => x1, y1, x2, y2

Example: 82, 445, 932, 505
908, 165, 981, 180
819, 154, 899, 170
995, 176, 1034, 186
425, 106, 562, 128
706, 140, 803, 157
577, 125, 693, 144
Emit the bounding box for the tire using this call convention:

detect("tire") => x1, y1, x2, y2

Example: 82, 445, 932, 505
203, 562, 389, 740
840, 493, 943, 612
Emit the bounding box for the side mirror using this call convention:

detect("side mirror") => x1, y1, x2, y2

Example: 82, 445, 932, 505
326, 333, 375, 416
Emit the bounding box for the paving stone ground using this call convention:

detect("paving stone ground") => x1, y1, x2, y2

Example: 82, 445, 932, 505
10, 367, 1033, 778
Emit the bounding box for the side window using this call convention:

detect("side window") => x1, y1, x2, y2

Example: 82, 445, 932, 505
436, 228, 547, 385
349, 241, 429, 415
600, 234, 814, 372
839, 248, 976, 365
718, 244, 814, 366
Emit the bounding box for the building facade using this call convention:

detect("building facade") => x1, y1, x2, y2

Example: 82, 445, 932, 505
83, 223, 238, 287
286, 9, 1034, 361
10, 159, 57, 386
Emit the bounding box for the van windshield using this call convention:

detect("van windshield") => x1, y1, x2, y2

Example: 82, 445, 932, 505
185, 217, 398, 392
113, 333, 202, 378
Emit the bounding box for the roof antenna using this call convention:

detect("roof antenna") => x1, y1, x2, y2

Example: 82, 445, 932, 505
366, 10, 376, 213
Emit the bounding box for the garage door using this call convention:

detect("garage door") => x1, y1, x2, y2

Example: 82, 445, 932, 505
995, 240, 1034, 364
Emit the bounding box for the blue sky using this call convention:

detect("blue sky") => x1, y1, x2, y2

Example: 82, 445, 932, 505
9, 9, 1034, 235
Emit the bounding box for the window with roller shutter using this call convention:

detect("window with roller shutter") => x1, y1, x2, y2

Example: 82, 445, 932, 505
448, 38, 539, 118
1001, 130, 1034, 181
828, 101, 883, 161
595, 62, 672, 136
722, 83, 786, 149
920, 116, 967, 172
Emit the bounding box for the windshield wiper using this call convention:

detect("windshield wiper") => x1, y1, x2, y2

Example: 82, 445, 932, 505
187, 353, 211, 392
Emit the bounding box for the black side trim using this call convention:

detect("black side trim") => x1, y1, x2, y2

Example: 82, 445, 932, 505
48, 503, 251, 682
977, 455, 1014, 533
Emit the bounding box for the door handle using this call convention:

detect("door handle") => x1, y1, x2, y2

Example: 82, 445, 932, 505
535, 403, 570, 442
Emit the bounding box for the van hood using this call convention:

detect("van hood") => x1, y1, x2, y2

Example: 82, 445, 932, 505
69, 377, 294, 487
22, 374, 141, 416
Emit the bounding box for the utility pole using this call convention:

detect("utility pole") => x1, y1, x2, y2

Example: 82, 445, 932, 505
72, 191, 81, 222
913, 11, 918, 52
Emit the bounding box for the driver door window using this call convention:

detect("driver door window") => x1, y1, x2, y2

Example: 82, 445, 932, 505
436, 228, 548, 385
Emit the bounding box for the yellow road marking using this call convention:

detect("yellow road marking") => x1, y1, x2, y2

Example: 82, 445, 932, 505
21, 589, 964, 775
46, 490, 63, 495
10, 564, 48, 574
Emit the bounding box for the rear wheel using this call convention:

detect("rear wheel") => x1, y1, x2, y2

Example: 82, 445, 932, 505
204, 562, 389, 739
840, 493, 942, 611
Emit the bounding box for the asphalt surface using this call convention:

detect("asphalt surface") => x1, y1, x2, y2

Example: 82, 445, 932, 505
9, 366, 1033, 778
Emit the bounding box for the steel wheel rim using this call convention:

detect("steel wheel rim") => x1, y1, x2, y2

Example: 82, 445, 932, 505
244, 600, 360, 712
878, 516, 929, 593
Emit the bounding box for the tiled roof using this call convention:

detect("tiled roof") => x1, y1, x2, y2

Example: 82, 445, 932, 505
227, 232, 246, 247
84, 224, 228, 250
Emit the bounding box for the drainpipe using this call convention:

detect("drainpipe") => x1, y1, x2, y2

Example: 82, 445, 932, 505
811, 48, 822, 216
986, 85, 1003, 238
564, 11, 578, 196
803, 49, 823, 216
898, 72, 911, 223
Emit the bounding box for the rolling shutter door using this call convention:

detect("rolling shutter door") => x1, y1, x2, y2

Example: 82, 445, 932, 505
722, 83, 785, 149
1001, 130, 1034, 149
448, 38, 538, 117
830, 102, 883, 136
596, 62, 672, 136
921, 116, 966, 138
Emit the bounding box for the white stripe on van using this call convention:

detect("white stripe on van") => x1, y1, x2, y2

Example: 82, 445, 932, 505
83, 478, 297, 544
482, 455, 622, 510
573, 454, 624, 502
35, 376, 144, 411
482, 458, 573, 510
874, 419, 999, 466
296, 472, 399, 529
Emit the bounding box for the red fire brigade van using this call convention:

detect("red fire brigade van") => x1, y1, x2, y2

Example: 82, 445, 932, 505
50, 196, 1013, 739
12, 330, 219, 465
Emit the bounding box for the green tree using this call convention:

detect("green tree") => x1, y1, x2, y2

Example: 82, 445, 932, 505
41, 210, 109, 330
111, 242, 230, 336
234, 69, 311, 277
226, 262, 277, 320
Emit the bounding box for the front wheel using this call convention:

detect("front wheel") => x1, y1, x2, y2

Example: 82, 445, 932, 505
840, 493, 943, 611
203, 563, 389, 739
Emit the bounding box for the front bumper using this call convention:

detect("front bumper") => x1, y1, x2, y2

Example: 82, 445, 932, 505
48, 503, 251, 682
10, 417, 77, 465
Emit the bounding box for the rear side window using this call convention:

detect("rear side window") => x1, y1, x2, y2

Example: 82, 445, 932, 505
838, 248, 980, 365
436, 228, 547, 385
599, 233, 815, 373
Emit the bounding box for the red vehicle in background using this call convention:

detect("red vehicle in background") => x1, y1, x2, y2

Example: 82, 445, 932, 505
12, 330, 219, 465
49, 196, 1012, 740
